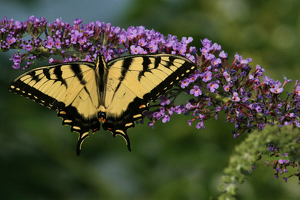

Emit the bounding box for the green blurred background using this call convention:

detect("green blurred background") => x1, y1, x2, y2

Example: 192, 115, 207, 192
1, 0, 300, 199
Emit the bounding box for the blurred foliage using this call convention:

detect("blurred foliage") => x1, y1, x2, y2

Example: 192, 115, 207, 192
1, 0, 300, 200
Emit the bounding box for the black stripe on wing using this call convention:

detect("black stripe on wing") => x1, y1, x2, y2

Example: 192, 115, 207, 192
142, 55, 197, 100
138, 56, 151, 80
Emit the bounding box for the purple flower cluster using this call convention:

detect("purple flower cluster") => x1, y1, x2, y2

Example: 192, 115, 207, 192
2, 16, 299, 182
1, 16, 196, 69
148, 39, 299, 138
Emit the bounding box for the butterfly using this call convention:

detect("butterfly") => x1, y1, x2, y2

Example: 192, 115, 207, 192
9, 54, 196, 155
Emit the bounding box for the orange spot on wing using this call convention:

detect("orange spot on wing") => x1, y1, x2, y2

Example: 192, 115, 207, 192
139, 104, 146, 109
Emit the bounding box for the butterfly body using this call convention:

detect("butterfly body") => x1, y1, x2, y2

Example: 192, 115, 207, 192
9, 54, 196, 155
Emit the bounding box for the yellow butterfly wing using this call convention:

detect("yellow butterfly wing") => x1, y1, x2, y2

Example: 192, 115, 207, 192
102, 54, 196, 149
9, 61, 101, 155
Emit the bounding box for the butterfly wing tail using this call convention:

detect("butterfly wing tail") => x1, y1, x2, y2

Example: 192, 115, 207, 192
113, 129, 131, 151
102, 121, 132, 151
76, 131, 89, 156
